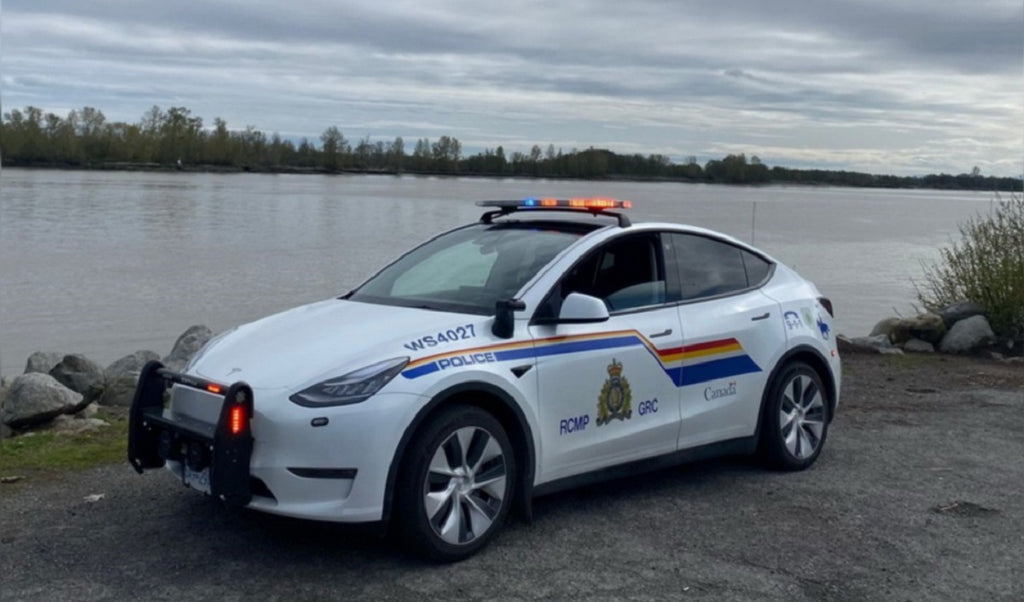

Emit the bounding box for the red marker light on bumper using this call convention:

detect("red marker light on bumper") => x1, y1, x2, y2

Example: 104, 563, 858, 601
229, 405, 245, 435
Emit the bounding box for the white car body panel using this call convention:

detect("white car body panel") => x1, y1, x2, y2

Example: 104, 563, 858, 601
152, 211, 839, 526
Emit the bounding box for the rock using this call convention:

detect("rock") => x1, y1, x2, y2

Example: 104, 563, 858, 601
24, 351, 65, 374
99, 374, 144, 407
1, 373, 83, 429
837, 334, 897, 354
901, 313, 946, 344
97, 350, 161, 406
903, 338, 936, 353
939, 315, 995, 354
49, 354, 104, 407
938, 301, 986, 328
870, 314, 945, 345
107, 350, 161, 376
869, 317, 901, 338
163, 325, 213, 372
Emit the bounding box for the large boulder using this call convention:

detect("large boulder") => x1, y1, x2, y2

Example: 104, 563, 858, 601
2, 373, 83, 429
870, 313, 945, 345
24, 351, 65, 375
163, 325, 213, 372
939, 315, 995, 354
49, 354, 104, 406
937, 301, 986, 328
869, 317, 901, 338
901, 313, 946, 345
98, 350, 160, 406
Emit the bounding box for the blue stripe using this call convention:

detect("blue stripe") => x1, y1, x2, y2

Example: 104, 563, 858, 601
510, 335, 641, 360
401, 362, 440, 379
669, 355, 762, 387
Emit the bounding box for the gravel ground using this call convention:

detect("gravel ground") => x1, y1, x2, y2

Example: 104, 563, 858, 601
1, 352, 1022, 601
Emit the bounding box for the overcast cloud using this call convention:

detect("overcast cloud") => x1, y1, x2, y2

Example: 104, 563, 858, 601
2, 0, 1021, 175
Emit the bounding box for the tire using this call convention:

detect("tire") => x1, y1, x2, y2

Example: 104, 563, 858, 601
759, 361, 830, 470
395, 405, 516, 562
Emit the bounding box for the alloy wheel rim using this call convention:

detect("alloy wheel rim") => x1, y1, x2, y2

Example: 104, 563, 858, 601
423, 425, 507, 545
779, 373, 825, 459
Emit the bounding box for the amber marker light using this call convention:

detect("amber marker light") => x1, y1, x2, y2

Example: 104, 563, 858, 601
207, 384, 223, 394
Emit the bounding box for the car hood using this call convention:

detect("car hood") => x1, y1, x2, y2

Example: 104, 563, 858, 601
189, 298, 478, 389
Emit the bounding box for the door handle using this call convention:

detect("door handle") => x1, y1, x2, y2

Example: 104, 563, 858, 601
648, 328, 673, 338
751, 312, 771, 321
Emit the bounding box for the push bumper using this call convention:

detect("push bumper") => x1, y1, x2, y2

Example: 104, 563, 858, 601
128, 360, 254, 506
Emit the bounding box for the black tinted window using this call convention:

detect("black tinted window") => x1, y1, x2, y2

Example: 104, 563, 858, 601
742, 250, 772, 285
539, 233, 668, 316
670, 233, 758, 300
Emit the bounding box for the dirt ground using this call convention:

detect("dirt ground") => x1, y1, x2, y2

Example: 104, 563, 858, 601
1, 352, 1022, 601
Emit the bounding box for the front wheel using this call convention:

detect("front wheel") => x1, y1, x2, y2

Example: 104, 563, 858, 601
396, 405, 516, 562
759, 361, 829, 470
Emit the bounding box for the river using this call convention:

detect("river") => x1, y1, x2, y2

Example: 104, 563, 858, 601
0, 168, 996, 376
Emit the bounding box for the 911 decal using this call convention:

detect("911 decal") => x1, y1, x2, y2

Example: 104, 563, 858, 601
403, 324, 476, 351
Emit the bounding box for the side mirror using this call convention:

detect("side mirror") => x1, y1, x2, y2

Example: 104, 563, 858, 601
492, 298, 526, 339
558, 293, 610, 323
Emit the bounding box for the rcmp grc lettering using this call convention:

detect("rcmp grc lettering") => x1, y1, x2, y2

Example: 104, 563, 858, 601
637, 398, 659, 415
560, 414, 590, 435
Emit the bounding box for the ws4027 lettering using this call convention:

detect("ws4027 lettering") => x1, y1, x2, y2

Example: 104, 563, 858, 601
404, 325, 476, 351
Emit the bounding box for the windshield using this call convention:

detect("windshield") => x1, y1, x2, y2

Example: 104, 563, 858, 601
349, 222, 588, 314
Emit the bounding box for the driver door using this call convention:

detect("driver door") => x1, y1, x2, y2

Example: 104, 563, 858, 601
530, 232, 684, 483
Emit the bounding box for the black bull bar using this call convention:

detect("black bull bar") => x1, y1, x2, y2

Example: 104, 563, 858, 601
128, 360, 254, 506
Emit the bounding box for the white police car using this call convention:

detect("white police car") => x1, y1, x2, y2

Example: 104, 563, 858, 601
129, 198, 840, 561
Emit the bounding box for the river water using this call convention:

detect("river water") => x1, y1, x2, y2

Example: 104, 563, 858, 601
0, 168, 996, 376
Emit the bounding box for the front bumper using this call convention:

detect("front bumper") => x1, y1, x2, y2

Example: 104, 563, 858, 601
129, 361, 424, 523
128, 360, 254, 506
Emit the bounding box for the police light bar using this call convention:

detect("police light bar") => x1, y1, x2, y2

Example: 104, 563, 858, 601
477, 197, 633, 227
478, 197, 632, 210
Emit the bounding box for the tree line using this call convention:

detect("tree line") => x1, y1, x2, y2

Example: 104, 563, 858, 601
1, 104, 1019, 191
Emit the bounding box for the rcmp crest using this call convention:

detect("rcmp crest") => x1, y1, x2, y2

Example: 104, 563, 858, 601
596, 359, 632, 426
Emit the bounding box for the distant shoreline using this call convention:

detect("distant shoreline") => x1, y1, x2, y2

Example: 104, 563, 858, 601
5, 162, 1020, 192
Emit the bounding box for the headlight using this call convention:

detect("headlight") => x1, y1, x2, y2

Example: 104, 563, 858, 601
289, 357, 409, 407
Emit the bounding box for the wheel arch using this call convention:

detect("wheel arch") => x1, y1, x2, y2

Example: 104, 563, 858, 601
381, 381, 537, 528
755, 345, 837, 442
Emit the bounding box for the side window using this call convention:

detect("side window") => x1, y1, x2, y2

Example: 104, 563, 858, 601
670, 233, 760, 300
741, 250, 772, 286
540, 233, 669, 315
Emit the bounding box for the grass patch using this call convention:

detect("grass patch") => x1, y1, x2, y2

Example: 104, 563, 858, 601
0, 409, 128, 477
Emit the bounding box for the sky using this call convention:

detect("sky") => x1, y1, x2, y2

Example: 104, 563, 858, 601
1, 0, 1022, 176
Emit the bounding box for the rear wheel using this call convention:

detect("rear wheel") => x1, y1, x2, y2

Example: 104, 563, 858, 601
396, 405, 515, 562
759, 361, 829, 470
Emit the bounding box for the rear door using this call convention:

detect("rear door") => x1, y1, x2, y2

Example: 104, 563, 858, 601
665, 233, 783, 449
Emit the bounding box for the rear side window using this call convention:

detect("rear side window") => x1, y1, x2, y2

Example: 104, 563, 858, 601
669, 233, 772, 301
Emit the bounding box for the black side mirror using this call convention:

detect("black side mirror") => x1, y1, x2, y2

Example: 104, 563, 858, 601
493, 299, 526, 339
